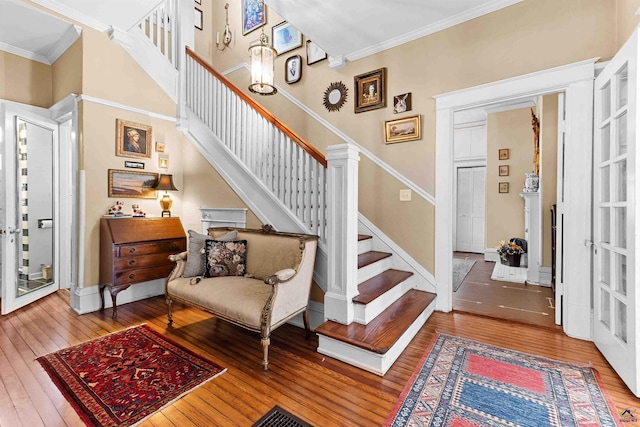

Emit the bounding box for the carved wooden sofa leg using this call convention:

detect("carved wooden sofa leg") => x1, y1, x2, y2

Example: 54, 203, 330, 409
303, 309, 311, 340
261, 335, 270, 371
166, 296, 173, 325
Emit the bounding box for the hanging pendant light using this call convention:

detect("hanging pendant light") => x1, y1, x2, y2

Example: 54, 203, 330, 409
248, 30, 277, 95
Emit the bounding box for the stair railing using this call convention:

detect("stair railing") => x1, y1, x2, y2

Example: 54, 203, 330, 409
135, 0, 177, 68
184, 48, 328, 242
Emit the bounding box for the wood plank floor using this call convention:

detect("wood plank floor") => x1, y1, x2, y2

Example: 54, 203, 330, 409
0, 290, 637, 427
453, 252, 557, 328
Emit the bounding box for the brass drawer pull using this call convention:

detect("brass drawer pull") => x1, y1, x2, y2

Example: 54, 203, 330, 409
129, 247, 136, 253
128, 273, 135, 279
128, 260, 136, 266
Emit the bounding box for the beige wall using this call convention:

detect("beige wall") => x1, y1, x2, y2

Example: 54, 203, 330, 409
0, 51, 52, 107
541, 94, 558, 267
617, 0, 640, 50
486, 108, 531, 247
52, 37, 82, 104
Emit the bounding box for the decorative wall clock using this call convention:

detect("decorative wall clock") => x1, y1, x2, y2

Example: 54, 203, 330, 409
323, 81, 348, 112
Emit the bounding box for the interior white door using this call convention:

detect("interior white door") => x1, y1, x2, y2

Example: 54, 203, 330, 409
1, 107, 60, 314
593, 28, 639, 397
456, 166, 486, 253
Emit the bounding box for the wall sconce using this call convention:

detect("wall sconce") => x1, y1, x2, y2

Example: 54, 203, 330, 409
216, 3, 232, 51
154, 174, 178, 217
248, 29, 277, 95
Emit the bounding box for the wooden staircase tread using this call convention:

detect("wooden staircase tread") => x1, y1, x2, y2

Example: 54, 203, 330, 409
358, 234, 372, 241
315, 290, 436, 354
353, 269, 414, 305
358, 251, 391, 269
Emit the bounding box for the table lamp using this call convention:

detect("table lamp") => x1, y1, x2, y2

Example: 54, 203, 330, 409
154, 174, 178, 217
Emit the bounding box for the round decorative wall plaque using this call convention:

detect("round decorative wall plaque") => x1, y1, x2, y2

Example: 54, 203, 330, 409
323, 81, 348, 112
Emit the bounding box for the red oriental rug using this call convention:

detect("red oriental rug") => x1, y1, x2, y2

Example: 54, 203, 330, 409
37, 324, 226, 427
385, 333, 622, 427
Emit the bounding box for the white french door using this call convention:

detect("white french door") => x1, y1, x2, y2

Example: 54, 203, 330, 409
456, 166, 486, 253
1, 105, 60, 314
593, 29, 639, 396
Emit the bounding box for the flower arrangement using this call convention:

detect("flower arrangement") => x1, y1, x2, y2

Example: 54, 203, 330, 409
496, 240, 524, 261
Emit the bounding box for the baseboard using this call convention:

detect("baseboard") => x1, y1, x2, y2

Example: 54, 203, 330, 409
70, 279, 166, 315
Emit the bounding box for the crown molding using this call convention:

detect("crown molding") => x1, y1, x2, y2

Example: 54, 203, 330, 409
31, 0, 111, 32
47, 24, 82, 64
0, 41, 50, 64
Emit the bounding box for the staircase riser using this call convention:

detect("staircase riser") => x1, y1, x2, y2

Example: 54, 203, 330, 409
317, 299, 436, 376
358, 239, 373, 254
353, 276, 418, 324
358, 258, 393, 283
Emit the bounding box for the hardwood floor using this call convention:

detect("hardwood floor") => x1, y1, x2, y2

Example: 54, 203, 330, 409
0, 290, 637, 427
453, 252, 557, 328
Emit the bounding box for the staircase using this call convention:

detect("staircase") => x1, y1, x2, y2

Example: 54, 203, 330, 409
316, 234, 436, 375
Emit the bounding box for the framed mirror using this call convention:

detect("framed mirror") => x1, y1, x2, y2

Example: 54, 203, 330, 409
323, 81, 348, 112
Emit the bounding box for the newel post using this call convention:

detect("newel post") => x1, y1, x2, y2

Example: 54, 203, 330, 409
324, 144, 360, 324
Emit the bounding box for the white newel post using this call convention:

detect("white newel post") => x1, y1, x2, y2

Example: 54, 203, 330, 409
176, 0, 194, 130
324, 144, 360, 324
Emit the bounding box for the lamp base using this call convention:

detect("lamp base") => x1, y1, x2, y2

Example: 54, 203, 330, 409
161, 210, 171, 217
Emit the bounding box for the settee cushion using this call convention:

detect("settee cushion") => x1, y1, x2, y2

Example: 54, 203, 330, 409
167, 276, 273, 329
184, 229, 237, 277
204, 239, 247, 277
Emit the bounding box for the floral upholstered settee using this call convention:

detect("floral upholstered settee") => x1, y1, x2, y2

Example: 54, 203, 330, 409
165, 225, 318, 370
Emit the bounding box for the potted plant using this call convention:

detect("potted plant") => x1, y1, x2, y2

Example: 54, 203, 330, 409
496, 240, 524, 266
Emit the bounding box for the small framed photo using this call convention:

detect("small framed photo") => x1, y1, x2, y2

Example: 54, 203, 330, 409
354, 68, 386, 113
306, 40, 327, 65
108, 169, 158, 199
156, 142, 165, 153
393, 93, 412, 114
194, 8, 203, 30
285, 55, 302, 84
499, 165, 509, 176
384, 115, 421, 144
272, 21, 303, 56
158, 154, 169, 169
124, 161, 145, 169
194, 0, 201, 4
116, 119, 152, 159
499, 182, 509, 193
242, 0, 266, 35
498, 148, 509, 160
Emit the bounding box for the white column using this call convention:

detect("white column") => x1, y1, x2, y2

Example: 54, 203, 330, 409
324, 144, 360, 324
520, 191, 541, 284
176, 0, 194, 130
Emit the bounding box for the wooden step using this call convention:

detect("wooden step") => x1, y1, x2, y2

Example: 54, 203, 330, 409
353, 269, 414, 305
358, 251, 391, 269
358, 234, 372, 241
315, 290, 436, 354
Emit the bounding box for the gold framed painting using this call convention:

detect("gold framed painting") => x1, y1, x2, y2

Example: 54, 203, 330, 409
116, 119, 152, 159
354, 68, 386, 113
499, 182, 509, 193
384, 115, 421, 144
108, 169, 158, 199
498, 148, 509, 160
499, 165, 509, 176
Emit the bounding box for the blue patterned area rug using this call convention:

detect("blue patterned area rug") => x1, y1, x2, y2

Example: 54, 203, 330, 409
385, 334, 622, 427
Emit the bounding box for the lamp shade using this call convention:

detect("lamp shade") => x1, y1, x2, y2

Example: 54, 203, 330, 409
248, 33, 277, 96
155, 174, 178, 191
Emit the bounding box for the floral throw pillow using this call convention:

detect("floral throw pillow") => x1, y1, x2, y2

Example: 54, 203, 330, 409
204, 239, 247, 277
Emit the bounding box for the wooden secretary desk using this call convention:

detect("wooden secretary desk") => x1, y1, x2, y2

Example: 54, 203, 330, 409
99, 217, 186, 318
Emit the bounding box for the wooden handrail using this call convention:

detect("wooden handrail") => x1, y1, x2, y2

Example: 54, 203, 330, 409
186, 47, 327, 168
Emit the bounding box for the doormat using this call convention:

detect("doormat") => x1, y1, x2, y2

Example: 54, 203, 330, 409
252, 405, 313, 427
385, 333, 621, 427
37, 324, 226, 427
452, 258, 475, 292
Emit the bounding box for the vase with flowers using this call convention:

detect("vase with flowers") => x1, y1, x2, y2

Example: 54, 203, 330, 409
496, 240, 525, 266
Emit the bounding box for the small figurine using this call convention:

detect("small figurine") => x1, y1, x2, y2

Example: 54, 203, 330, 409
108, 201, 124, 216
132, 204, 146, 217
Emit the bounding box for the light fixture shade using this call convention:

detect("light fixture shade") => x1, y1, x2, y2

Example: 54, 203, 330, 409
155, 174, 178, 191
248, 33, 277, 96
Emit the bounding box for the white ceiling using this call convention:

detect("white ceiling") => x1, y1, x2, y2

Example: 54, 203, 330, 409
0, 0, 523, 67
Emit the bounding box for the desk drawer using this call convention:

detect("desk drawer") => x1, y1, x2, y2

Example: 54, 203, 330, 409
114, 253, 173, 270
114, 264, 175, 285
117, 239, 185, 256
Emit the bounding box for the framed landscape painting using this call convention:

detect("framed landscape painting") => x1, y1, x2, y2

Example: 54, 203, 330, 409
242, 0, 266, 35
108, 169, 158, 199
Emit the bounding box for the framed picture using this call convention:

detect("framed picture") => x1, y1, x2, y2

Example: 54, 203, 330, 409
354, 68, 386, 113
156, 142, 165, 152
158, 154, 169, 169
499, 165, 510, 176
194, 8, 203, 30
272, 21, 303, 56
116, 119, 152, 159
194, 0, 201, 4
384, 115, 421, 144
306, 40, 327, 65
242, 0, 266, 35
108, 169, 158, 199
393, 93, 412, 114
124, 161, 145, 169
498, 148, 509, 160
285, 55, 302, 84
499, 182, 509, 193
